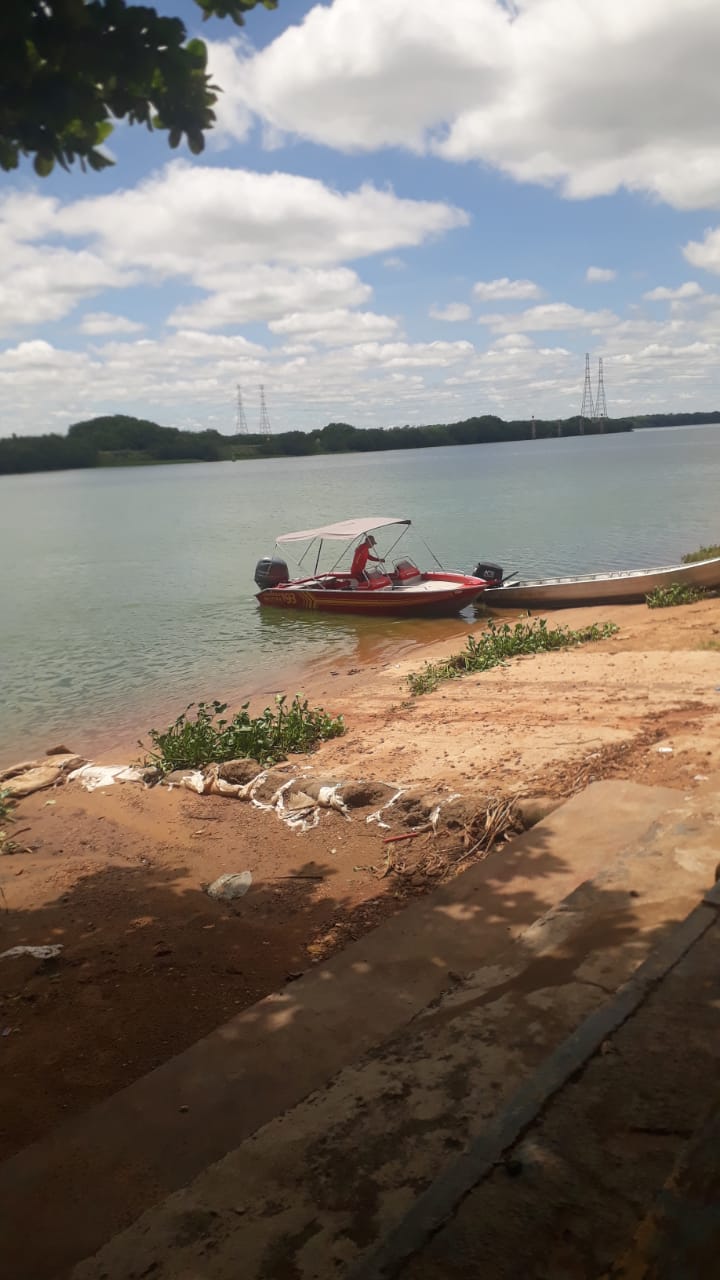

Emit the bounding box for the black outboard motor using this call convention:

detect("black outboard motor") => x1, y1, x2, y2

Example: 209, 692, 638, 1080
254, 556, 290, 590
474, 561, 504, 583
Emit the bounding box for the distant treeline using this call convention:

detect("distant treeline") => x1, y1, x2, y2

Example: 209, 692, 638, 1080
624, 411, 720, 428
0, 409, 716, 476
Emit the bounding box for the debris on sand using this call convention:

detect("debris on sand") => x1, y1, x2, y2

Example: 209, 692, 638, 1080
358, 795, 524, 883
1, 945, 63, 961
67, 764, 150, 791
205, 872, 253, 901
0, 755, 86, 798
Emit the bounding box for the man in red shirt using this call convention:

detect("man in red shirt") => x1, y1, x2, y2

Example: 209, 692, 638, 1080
351, 534, 384, 582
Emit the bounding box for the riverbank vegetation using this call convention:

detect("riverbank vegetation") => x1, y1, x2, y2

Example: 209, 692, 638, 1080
3, 411, 718, 477
682, 543, 720, 564
646, 584, 703, 609
0, 411, 631, 475
406, 619, 619, 695
142, 694, 345, 773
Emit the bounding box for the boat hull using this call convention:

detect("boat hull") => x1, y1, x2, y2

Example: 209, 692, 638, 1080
483, 557, 720, 609
257, 572, 486, 617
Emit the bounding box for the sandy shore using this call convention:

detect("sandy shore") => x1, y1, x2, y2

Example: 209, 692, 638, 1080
1, 596, 719, 1158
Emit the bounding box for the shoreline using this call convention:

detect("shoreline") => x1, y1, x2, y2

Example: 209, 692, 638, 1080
0, 610, 478, 771
2, 595, 720, 1160
3, 415, 720, 480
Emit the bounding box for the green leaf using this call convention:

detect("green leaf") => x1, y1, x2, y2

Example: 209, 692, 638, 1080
33, 153, 55, 177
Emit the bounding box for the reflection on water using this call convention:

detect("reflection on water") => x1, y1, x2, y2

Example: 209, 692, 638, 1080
1, 425, 719, 759
249, 602, 477, 707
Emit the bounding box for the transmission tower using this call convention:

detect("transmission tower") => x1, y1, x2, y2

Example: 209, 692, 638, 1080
258, 383, 271, 436
579, 352, 594, 435
234, 384, 248, 434
594, 357, 608, 430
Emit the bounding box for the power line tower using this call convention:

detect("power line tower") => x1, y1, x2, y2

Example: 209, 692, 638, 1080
258, 383, 271, 436
594, 357, 608, 431
234, 384, 248, 434
579, 352, 594, 435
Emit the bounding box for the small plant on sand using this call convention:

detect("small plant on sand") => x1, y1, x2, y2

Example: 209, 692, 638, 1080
681, 543, 720, 564
407, 618, 619, 695
141, 694, 345, 774
0, 787, 19, 855
0, 789, 13, 825
646, 584, 702, 609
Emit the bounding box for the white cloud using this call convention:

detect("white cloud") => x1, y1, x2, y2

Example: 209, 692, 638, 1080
0, 190, 138, 333
227, 0, 720, 210
269, 308, 400, 346
0, 164, 468, 338
168, 265, 372, 328
206, 38, 254, 146
5, 309, 720, 437
643, 281, 703, 300
383, 256, 407, 270
78, 312, 145, 335
429, 303, 472, 322
473, 277, 540, 302
477, 303, 618, 334
56, 162, 468, 272
683, 228, 720, 274
586, 266, 616, 283
492, 333, 534, 350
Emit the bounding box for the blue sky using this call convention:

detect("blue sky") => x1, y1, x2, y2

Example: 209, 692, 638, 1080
4, 0, 720, 436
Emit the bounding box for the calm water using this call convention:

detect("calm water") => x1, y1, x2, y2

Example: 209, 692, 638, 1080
2, 426, 719, 760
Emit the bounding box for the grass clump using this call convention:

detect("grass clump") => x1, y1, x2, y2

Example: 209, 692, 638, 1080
142, 695, 345, 775
646, 584, 702, 609
681, 544, 720, 564
407, 618, 619, 695
0, 787, 21, 855
0, 789, 13, 825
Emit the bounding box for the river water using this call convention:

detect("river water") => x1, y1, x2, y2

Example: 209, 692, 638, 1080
2, 426, 719, 761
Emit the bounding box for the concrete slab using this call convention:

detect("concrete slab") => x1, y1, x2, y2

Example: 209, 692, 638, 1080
606, 1103, 720, 1278
399, 920, 720, 1280
0, 780, 680, 1280
65, 785, 720, 1280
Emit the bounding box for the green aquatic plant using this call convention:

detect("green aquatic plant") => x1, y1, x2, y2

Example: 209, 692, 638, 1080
0, 787, 20, 855
646, 584, 703, 609
407, 619, 619, 696
0, 788, 13, 825
681, 544, 720, 564
142, 694, 345, 774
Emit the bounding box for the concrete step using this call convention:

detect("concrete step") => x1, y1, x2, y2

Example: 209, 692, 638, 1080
604, 1096, 720, 1279
397, 893, 720, 1280
1, 779, 682, 1280
60, 779, 720, 1280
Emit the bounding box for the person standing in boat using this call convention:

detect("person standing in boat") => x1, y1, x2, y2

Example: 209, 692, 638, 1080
351, 533, 384, 582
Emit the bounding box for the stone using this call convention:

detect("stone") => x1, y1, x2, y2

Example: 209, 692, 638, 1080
217, 759, 263, 785
2, 757, 85, 798
206, 872, 253, 902
163, 769, 195, 787
515, 795, 563, 829
339, 780, 396, 809
45, 745, 72, 756
251, 769, 295, 803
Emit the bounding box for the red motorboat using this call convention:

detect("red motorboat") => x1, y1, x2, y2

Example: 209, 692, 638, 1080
254, 517, 503, 617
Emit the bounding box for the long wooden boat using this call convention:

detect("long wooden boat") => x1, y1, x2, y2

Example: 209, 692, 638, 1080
255, 516, 502, 617
482, 555, 720, 609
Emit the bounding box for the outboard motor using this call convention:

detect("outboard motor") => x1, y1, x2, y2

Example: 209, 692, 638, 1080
254, 556, 290, 590
474, 561, 504, 584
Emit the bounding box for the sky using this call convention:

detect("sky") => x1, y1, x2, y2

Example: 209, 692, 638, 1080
4, 0, 720, 438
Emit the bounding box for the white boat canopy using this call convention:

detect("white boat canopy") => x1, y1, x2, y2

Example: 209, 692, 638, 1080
277, 517, 411, 544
